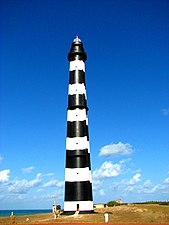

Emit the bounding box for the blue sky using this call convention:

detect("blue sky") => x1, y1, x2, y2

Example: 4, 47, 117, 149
0, 0, 169, 210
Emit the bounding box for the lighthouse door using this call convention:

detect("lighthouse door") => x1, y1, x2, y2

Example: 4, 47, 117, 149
77, 204, 79, 211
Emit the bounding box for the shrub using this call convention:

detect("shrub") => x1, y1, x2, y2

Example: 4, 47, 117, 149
107, 201, 117, 207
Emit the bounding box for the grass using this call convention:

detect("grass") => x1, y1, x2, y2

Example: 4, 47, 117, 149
1, 204, 169, 224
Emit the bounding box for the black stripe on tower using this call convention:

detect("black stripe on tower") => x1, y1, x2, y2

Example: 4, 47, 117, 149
69, 70, 86, 84
68, 39, 87, 62
67, 121, 89, 137
65, 181, 93, 201
68, 94, 88, 110
66, 150, 91, 169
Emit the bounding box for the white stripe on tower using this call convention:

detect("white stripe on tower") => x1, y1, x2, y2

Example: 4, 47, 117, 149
70, 59, 85, 71
64, 36, 93, 213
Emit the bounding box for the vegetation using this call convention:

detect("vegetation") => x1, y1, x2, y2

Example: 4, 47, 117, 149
134, 201, 169, 206
107, 199, 169, 207
107, 199, 126, 207
107, 200, 117, 207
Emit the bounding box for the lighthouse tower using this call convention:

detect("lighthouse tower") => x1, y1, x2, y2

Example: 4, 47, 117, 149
64, 37, 93, 213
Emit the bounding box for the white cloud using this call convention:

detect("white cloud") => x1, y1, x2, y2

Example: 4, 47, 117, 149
0, 169, 10, 183
22, 166, 35, 174
124, 180, 167, 195
99, 189, 105, 196
161, 108, 169, 116
143, 179, 151, 187
92, 179, 103, 191
150, 184, 162, 193
99, 142, 133, 157
92, 161, 123, 179
43, 180, 64, 188
164, 177, 169, 184
8, 173, 41, 194
129, 173, 141, 184
44, 173, 55, 177
0, 155, 3, 164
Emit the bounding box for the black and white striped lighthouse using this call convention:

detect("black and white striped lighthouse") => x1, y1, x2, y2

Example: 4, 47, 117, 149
64, 37, 93, 213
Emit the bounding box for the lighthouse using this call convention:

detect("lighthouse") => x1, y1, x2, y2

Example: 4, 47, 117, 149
64, 37, 93, 213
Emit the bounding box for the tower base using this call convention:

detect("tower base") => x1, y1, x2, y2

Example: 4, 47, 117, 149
63, 210, 95, 215
64, 200, 93, 214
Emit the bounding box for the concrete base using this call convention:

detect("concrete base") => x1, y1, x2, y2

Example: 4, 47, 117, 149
63, 210, 95, 215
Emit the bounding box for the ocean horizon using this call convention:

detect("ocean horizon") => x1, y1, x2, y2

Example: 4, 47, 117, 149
0, 209, 52, 217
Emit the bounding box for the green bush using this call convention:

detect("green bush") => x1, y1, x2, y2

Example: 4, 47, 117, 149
107, 201, 117, 207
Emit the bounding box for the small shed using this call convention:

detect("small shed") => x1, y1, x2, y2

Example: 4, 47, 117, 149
94, 203, 107, 209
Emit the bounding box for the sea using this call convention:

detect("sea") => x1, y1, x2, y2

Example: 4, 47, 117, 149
0, 209, 52, 217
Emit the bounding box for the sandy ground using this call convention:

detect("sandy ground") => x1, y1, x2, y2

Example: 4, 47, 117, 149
8, 222, 169, 225
1, 204, 169, 225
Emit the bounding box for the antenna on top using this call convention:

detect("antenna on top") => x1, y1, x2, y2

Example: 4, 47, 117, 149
73, 36, 81, 43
